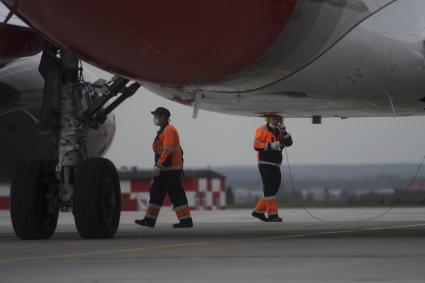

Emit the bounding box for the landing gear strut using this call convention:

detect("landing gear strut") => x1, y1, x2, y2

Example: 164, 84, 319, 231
10, 44, 140, 239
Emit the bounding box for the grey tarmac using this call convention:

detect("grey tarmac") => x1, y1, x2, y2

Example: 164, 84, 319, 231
0, 208, 424, 283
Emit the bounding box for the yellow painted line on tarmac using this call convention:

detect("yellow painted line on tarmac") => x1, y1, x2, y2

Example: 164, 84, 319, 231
0, 241, 220, 264
1, 223, 424, 264
360, 223, 425, 231
264, 223, 425, 241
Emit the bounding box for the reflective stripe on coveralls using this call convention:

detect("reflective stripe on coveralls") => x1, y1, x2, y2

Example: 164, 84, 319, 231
174, 205, 191, 220
145, 203, 161, 219
255, 196, 278, 216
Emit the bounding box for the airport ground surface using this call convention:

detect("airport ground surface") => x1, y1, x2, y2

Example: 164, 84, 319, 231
1, 208, 425, 283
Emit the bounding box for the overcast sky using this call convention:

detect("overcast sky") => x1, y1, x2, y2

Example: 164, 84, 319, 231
85, 66, 425, 170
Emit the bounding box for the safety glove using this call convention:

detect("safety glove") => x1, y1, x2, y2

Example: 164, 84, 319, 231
270, 141, 281, 150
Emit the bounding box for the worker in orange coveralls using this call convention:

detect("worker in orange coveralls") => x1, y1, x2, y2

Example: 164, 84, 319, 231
252, 115, 293, 222
135, 107, 193, 228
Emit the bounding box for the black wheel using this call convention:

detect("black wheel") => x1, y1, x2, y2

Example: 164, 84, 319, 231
73, 158, 121, 239
10, 159, 58, 240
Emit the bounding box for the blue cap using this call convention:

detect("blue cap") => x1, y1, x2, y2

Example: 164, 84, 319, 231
151, 107, 171, 118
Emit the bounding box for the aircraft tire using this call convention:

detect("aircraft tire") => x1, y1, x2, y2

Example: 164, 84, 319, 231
73, 158, 121, 239
10, 159, 58, 240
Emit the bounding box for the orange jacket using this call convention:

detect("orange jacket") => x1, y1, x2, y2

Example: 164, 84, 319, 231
253, 124, 292, 166
153, 123, 183, 170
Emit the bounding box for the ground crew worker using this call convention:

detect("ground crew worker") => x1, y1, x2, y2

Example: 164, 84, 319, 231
135, 107, 193, 228
252, 115, 293, 222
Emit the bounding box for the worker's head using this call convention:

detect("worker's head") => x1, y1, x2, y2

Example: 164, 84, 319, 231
151, 107, 171, 126
265, 115, 283, 128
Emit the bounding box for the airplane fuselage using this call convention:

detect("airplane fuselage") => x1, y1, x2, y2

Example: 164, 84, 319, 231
3, 0, 425, 117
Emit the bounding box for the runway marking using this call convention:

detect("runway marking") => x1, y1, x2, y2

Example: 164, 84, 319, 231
1, 223, 424, 264
264, 223, 425, 241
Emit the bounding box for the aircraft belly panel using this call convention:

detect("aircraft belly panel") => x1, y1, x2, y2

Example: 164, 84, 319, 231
142, 1, 425, 117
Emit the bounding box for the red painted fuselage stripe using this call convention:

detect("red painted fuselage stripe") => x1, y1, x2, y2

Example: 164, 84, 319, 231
8, 0, 298, 85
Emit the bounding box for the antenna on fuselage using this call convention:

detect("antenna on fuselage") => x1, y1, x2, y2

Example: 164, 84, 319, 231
192, 92, 202, 119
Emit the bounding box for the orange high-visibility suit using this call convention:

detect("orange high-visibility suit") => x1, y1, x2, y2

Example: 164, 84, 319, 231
153, 123, 183, 171
144, 122, 191, 224
253, 124, 292, 218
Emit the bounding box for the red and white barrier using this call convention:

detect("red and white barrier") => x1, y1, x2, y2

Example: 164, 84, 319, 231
0, 175, 227, 211
121, 177, 226, 211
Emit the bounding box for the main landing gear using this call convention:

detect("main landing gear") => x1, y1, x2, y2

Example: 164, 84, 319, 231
10, 44, 140, 239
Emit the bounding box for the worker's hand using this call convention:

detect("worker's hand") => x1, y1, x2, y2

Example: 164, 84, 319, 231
280, 132, 293, 147
153, 165, 161, 177
270, 141, 281, 150
282, 131, 291, 139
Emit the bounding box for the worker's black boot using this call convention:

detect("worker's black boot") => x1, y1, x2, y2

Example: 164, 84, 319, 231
172, 218, 193, 228
267, 214, 283, 222
251, 211, 268, 222
134, 217, 156, 228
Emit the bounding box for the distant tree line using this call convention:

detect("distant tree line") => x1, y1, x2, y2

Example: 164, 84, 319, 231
225, 183, 425, 207
278, 188, 425, 207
